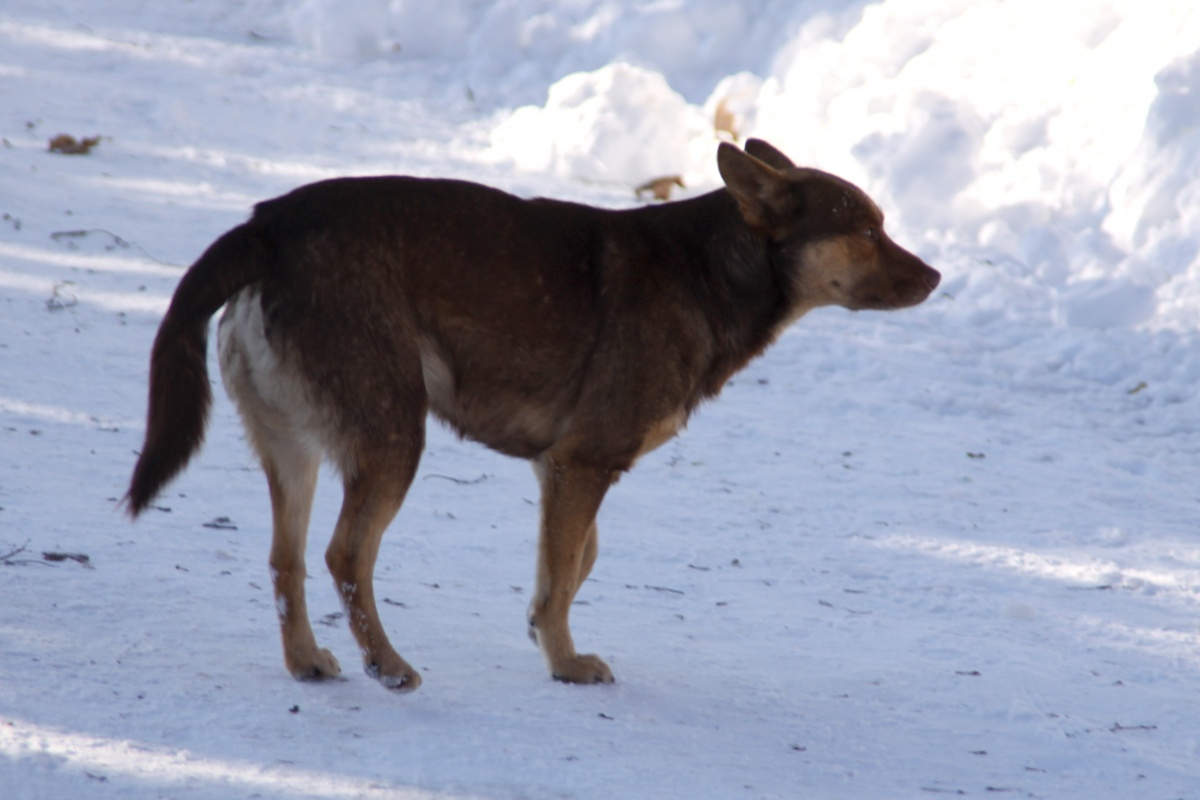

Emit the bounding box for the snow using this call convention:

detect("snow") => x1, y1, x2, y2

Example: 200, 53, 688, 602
489, 62, 702, 184
2, 0, 1199, 798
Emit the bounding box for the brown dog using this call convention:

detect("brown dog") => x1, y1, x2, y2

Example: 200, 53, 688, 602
125, 139, 939, 691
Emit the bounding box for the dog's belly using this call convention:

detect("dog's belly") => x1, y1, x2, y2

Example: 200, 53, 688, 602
418, 340, 570, 459
635, 409, 686, 458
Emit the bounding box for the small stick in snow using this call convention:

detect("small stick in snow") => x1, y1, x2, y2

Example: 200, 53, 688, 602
42, 551, 92, 568
424, 473, 491, 485
1, 543, 47, 566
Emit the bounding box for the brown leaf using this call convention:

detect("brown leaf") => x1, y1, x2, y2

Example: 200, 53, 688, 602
48, 134, 101, 155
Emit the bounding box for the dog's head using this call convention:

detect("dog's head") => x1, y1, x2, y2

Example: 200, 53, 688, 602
718, 139, 940, 313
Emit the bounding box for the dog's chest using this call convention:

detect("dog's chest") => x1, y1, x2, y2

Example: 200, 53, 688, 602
635, 409, 687, 459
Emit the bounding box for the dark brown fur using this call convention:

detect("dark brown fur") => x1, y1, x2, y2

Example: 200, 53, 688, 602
125, 140, 939, 690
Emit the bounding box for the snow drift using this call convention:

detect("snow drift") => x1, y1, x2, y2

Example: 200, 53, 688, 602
291, 0, 1200, 331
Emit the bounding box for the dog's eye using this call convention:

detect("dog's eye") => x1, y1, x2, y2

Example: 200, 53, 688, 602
862, 227, 877, 240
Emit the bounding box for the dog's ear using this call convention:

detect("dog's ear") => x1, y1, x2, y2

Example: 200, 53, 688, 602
717, 142, 791, 231
743, 139, 796, 171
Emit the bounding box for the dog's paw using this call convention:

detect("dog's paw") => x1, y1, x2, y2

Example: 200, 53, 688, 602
364, 657, 422, 693
551, 653, 614, 685
289, 647, 342, 681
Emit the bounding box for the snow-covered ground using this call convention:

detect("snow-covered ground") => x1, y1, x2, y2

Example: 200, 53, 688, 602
2, 1, 1199, 797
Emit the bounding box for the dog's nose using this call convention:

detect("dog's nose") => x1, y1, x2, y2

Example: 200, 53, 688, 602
923, 266, 941, 291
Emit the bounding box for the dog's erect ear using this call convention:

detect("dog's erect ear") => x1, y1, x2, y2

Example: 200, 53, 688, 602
717, 142, 792, 231
743, 139, 796, 172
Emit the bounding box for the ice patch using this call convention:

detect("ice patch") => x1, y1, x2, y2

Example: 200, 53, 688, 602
0, 719, 453, 799
873, 533, 1195, 595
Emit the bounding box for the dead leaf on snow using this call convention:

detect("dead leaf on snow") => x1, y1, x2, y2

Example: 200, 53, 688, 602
48, 134, 102, 155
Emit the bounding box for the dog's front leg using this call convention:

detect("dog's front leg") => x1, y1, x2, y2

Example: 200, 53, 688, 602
529, 454, 616, 684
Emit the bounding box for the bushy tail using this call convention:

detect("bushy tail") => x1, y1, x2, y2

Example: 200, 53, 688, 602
125, 224, 267, 517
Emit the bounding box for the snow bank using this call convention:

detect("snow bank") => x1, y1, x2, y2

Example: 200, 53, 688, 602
287, 0, 1200, 331
489, 62, 704, 186
287, 0, 841, 102
289, 0, 395, 59
747, 0, 1200, 330
1107, 48, 1200, 329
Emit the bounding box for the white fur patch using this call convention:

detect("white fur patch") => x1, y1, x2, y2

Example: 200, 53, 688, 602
217, 289, 329, 465
418, 340, 455, 416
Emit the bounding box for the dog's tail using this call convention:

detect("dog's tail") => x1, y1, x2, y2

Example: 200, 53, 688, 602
124, 223, 267, 518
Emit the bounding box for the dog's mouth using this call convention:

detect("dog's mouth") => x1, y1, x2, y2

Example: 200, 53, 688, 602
849, 265, 941, 311
900, 263, 942, 306
907, 265, 942, 304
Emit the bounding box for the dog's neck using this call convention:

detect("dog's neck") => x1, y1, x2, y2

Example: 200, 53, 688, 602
616, 190, 797, 403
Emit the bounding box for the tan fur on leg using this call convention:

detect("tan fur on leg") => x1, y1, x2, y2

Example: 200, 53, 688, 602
264, 451, 340, 680
219, 295, 340, 681
576, 521, 598, 593
326, 460, 421, 692
528, 454, 615, 684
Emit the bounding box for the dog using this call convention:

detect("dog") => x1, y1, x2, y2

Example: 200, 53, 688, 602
125, 139, 939, 691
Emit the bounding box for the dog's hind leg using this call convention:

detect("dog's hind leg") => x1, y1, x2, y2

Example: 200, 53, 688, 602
528, 453, 616, 684
325, 425, 425, 692
262, 440, 341, 680
218, 295, 339, 681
